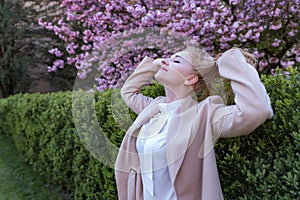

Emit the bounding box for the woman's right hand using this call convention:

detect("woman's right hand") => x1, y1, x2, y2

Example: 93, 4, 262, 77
152, 58, 165, 67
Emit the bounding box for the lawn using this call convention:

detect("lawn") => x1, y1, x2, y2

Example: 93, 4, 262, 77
0, 133, 69, 200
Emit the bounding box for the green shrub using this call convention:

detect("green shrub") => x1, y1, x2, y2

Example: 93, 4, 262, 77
0, 92, 102, 199
215, 67, 300, 199
0, 68, 299, 199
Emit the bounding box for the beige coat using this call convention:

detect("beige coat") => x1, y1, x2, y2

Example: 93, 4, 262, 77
115, 49, 273, 200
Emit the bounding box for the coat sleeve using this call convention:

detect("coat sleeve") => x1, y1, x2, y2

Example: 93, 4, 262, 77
212, 49, 273, 138
120, 56, 160, 114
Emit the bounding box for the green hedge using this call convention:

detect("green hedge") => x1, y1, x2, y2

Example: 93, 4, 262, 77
0, 68, 299, 199
215, 68, 300, 199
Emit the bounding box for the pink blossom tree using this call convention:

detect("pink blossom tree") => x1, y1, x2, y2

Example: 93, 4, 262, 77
39, 0, 300, 91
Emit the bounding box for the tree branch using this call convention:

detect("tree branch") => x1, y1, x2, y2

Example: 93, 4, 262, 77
140, 0, 148, 12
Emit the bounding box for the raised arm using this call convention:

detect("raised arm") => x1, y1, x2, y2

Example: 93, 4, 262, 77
120, 56, 160, 114
212, 49, 273, 138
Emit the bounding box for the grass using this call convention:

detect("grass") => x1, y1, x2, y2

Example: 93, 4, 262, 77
0, 133, 69, 200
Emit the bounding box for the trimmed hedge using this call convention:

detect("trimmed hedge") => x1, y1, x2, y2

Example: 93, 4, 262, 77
0, 68, 299, 199
215, 68, 300, 199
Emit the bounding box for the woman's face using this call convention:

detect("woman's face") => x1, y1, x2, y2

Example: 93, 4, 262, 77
154, 52, 195, 88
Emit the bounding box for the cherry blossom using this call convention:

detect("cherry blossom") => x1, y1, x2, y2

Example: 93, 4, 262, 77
38, 0, 300, 91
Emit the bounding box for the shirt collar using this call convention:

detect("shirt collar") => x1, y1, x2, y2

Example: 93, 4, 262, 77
158, 96, 197, 115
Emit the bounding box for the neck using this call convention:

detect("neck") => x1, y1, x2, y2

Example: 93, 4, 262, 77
164, 86, 193, 103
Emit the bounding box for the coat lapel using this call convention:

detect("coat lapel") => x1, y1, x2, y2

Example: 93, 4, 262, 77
117, 95, 198, 185
116, 97, 166, 173
125, 97, 165, 137
165, 97, 198, 183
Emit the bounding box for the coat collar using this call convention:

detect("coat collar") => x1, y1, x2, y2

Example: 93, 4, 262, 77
134, 95, 199, 181
116, 95, 199, 177
132, 95, 197, 129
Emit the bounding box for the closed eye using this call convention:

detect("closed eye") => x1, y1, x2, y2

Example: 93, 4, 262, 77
171, 54, 183, 63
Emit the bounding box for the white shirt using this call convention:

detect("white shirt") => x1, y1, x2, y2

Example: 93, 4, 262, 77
136, 100, 182, 200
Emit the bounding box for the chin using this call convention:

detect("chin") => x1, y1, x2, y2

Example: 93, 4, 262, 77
154, 73, 165, 84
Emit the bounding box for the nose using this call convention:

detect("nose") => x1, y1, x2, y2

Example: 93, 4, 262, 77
162, 59, 169, 66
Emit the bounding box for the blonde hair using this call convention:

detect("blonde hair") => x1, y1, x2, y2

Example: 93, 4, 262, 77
183, 46, 257, 102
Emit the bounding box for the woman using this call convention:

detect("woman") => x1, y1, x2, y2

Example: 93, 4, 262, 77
115, 46, 273, 200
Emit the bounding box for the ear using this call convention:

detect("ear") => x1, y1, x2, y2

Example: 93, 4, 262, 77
184, 75, 199, 86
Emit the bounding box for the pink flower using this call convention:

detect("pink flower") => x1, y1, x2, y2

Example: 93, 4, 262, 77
270, 23, 282, 30
40, 0, 299, 91
274, 8, 281, 17
244, 30, 253, 38
48, 48, 64, 57
288, 31, 296, 37
78, 70, 87, 79
47, 65, 57, 72
66, 43, 78, 55
232, 21, 239, 29
269, 57, 279, 64
280, 60, 288, 68
230, 33, 237, 40
259, 60, 268, 70
190, 3, 196, 9
258, 26, 264, 32
38, 18, 47, 26
81, 45, 92, 51
229, 0, 240, 5
272, 39, 281, 47
54, 59, 64, 69
67, 57, 76, 65
289, 5, 298, 13
252, 50, 260, 57
287, 60, 295, 66
182, 4, 189, 12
